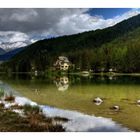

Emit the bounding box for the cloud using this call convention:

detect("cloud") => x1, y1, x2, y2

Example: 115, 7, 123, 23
0, 8, 139, 47
0, 31, 31, 50
38, 8, 140, 37
0, 31, 30, 43
102, 9, 140, 27
0, 8, 88, 33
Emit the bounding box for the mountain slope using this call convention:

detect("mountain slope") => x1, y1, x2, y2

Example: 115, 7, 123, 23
0, 41, 29, 52
0, 48, 6, 55
0, 47, 25, 61
2, 14, 140, 73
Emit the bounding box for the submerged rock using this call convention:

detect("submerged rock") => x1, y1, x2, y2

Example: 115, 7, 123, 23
94, 102, 102, 106
93, 97, 103, 103
110, 105, 120, 111
137, 100, 140, 104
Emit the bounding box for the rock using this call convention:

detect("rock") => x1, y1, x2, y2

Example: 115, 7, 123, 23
111, 105, 120, 111
93, 97, 103, 103
137, 100, 140, 104
94, 102, 102, 106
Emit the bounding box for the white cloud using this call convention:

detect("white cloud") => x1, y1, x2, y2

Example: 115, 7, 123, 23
9, 32, 29, 43
0, 31, 30, 43
52, 9, 140, 36
103, 9, 140, 27
36, 8, 140, 37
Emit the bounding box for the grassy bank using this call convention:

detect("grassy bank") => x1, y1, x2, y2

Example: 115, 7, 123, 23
0, 95, 67, 132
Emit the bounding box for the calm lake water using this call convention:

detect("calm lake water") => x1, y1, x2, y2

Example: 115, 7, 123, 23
1, 74, 140, 131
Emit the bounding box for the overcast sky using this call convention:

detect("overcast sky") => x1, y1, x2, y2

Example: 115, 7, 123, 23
0, 8, 139, 45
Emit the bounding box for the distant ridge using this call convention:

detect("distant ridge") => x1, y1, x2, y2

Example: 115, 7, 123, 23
0, 47, 25, 61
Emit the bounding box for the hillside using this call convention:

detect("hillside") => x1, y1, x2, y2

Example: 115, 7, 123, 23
2, 14, 140, 73
0, 41, 28, 52
0, 47, 25, 61
0, 48, 6, 55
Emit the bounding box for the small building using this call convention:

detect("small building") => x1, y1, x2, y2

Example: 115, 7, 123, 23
54, 56, 71, 71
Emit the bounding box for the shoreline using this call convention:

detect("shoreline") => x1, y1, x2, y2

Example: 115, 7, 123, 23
0, 71, 140, 77
0, 93, 131, 132
0, 95, 66, 132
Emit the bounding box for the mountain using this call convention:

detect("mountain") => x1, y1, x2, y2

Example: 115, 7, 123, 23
0, 41, 29, 52
0, 48, 6, 55
2, 14, 140, 73
0, 47, 25, 61
0, 41, 29, 62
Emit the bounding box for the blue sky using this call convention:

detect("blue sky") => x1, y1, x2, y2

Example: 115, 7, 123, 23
88, 8, 132, 19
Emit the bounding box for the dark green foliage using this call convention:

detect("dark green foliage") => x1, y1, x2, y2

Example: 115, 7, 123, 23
1, 14, 140, 73
0, 89, 4, 98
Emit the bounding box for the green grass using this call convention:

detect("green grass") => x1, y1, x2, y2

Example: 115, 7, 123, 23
0, 89, 4, 97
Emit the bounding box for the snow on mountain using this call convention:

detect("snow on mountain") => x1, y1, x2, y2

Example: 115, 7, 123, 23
0, 41, 30, 52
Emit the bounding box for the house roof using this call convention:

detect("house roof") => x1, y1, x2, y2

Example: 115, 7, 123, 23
58, 56, 69, 63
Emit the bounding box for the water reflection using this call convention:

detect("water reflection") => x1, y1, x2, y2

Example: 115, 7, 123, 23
42, 105, 130, 132
0, 79, 131, 132
54, 76, 69, 92
0, 74, 140, 131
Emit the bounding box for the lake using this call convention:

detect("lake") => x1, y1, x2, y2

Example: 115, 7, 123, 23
1, 74, 140, 131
